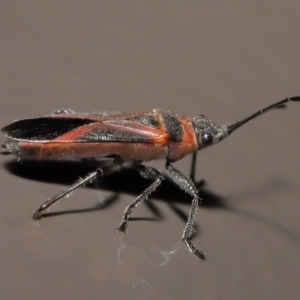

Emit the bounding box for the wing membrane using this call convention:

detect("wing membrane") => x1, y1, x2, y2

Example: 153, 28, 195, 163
2, 112, 169, 144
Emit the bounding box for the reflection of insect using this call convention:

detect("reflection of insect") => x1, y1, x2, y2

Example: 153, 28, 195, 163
1, 97, 299, 260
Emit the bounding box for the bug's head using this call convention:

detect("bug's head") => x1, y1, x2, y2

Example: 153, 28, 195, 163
192, 115, 228, 149
193, 96, 300, 150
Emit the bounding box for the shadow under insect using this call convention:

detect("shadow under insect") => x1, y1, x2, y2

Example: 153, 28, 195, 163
4, 159, 226, 234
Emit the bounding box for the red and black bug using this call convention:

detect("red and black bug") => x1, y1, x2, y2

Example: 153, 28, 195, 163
1, 97, 299, 260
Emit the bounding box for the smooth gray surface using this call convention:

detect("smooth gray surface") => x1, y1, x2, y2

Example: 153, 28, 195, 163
1, 2, 300, 299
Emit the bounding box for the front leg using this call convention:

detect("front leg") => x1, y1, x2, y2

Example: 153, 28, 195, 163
166, 162, 206, 261
190, 152, 205, 189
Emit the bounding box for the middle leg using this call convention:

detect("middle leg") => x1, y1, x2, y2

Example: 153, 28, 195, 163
117, 164, 164, 232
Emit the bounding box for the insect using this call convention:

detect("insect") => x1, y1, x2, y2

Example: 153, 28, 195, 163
1, 97, 299, 260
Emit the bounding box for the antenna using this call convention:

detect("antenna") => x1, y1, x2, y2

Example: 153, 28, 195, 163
227, 96, 300, 135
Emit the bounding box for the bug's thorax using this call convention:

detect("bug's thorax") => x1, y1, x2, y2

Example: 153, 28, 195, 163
154, 109, 198, 161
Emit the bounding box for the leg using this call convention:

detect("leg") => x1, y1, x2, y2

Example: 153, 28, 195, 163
190, 152, 205, 188
166, 162, 206, 261
189, 152, 197, 183
33, 162, 120, 219
117, 165, 164, 232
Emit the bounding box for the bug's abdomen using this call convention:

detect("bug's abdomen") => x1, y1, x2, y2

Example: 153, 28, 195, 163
17, 141, 169, 162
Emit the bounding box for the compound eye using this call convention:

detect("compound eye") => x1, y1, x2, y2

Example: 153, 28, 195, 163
201, 131, 213, 145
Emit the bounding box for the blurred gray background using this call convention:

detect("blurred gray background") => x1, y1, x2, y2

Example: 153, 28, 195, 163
1, 1, 300, 299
